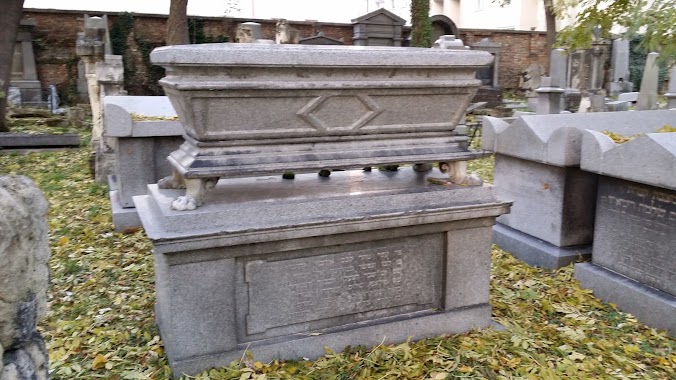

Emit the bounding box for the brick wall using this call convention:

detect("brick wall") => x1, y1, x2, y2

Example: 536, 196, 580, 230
23, 8, 548, 101
459, 29, 549, 90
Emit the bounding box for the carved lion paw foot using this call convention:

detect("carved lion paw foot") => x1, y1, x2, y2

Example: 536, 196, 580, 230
171, 196, 198, 211
158, 175, 185, 190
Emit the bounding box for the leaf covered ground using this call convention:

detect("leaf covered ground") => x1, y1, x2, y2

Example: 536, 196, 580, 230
0, 144, 674, 380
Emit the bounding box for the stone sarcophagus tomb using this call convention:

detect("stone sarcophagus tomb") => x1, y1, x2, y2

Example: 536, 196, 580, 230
135, 42, 511, 377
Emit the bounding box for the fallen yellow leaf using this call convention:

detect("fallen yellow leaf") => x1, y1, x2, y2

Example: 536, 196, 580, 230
91, 354, 107, 369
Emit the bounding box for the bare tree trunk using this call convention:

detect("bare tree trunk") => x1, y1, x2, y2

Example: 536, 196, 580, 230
410, 0, 432, 47
0, 0, 25, 132
544, 0, 557, 53
166, 0, 189, 45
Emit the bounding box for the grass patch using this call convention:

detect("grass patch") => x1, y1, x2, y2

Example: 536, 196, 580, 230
0, 147, 673, 380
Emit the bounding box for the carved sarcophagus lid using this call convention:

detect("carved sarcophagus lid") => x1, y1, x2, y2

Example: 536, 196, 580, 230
151, 43, 493, 142
150, 43, 493, 210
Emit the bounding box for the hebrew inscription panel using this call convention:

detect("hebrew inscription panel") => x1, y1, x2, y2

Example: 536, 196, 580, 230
245, 235, 444, 334
594, 177, 676, 295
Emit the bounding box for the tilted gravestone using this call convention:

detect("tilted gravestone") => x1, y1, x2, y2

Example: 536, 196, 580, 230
0, 176, 50, 380
636, 52, 660, 111
482, 110, 676, 268
134, 43, 511, 377
576, 130, 676, 336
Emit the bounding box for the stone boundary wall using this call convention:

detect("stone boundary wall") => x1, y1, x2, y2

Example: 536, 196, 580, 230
23, 8, 548, 99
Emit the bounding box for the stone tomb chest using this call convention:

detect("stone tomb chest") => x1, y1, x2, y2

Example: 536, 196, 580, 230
135, 43, 510, 377
103, 96, 184, 231
575, 130, 676, 335
482, 110, 675, 268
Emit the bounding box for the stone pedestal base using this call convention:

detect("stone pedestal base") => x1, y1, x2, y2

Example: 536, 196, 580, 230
109, 188, 141, 232
575, 263, 675, 336
493, 223, 591, 269
134, 168, 510, 378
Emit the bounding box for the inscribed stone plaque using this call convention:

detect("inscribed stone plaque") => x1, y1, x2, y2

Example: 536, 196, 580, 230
593, 177, 676, 295
244, 235, 444, 334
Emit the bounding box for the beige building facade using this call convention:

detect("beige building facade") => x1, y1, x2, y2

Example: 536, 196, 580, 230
431, 0, 550, 31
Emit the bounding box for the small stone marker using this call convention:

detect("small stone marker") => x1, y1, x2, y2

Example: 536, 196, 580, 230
590, 94, 606, 112
432, 35, 468, 50
605, 100, 629, 112
618, 91, 639, 103
535, 76, 564, 114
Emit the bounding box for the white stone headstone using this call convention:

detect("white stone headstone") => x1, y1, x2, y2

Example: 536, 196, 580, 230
549, 48, 567, 88
432, 35, 469, 50
618, 91, 639, 102
611, 39, 630, 82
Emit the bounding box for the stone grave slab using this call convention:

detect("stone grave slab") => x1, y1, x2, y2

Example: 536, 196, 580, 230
618, 92, 639, 103
0, 133, 80, 148
576, 130, 675, 335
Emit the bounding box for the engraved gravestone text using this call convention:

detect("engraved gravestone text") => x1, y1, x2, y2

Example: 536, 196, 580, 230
244, 237, 442, 334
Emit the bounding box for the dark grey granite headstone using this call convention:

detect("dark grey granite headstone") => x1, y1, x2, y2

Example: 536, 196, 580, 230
593, 177, 675, 295
576, 130, 675, 336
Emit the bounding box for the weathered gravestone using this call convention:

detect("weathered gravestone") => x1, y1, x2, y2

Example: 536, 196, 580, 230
636, 52, 660, 111
10, 19, 43, 108
351, 8, 405, 46
482, 110, 676, 268
469, 38, 502, 108
236, 22, 263, 43
666, 65, 676, 109
134, 43, 510, 377
575, 130, 676, 336
0, 176, 50, 380
103, 96, 184, 231
607, 39, 633, 96
605, 100, 629, 112
536, 49, 567, 114
299, 32, 343, 45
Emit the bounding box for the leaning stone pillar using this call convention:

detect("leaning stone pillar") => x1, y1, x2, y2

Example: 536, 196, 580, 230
94, 55, 126, 183
76, 16, 107, 181
0, 176, 50, 380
